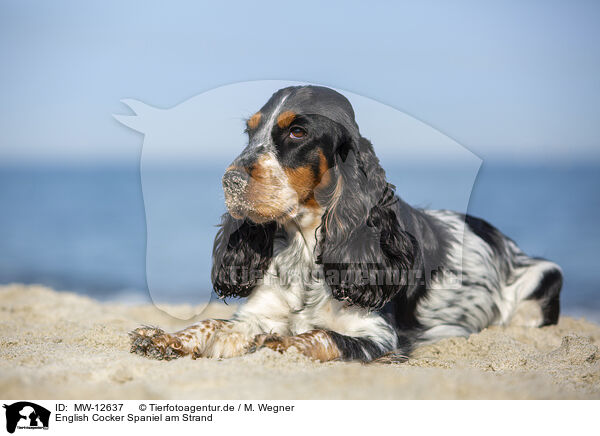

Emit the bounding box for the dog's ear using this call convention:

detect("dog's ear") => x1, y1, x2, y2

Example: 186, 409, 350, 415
211, 213, 276, 299
316, 134, 419, 310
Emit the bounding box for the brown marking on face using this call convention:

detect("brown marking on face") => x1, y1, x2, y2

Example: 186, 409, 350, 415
247, 112, 262, 130
277, 110, 296, 128
302, 149, 332, 213
247, 155, 270, 181
239, 154, 298, 221
316, 149, 331, 187
284, 164, 316, 203
303, 196, 321, 210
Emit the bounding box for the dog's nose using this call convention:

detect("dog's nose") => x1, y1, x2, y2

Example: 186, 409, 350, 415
222, 168, 249, 195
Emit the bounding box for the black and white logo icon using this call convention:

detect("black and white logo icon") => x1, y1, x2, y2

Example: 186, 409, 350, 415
3, 402, 50, 434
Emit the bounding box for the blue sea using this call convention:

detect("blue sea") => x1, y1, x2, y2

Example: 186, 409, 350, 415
0, 163, 599, 321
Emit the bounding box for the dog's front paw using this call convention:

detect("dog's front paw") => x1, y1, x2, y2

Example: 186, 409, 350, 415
129, 326, 186, 361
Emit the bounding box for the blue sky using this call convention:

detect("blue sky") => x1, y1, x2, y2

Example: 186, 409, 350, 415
1, 0, 599, 164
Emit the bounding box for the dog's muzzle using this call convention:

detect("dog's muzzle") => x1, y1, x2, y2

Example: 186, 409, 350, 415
221, 156, 300, 223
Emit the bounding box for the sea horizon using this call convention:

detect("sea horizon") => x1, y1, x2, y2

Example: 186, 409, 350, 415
1, 162, 598, 322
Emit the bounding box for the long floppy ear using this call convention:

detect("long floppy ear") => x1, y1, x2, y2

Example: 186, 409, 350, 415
316, 135, 419, 310
211, 213, 276, 299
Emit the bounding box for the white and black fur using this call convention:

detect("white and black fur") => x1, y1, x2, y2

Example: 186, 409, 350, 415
131, 85, 562, 363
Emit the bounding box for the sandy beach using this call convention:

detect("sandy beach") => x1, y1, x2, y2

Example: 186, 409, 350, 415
0, 284, 598, 400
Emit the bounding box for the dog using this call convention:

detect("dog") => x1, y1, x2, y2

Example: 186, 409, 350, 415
130, 85, 562, 363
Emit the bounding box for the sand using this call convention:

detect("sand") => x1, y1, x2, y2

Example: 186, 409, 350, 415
0, 284, 599, 399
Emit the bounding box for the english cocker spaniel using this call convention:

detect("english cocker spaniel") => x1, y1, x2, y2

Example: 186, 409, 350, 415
130, 85, 562, 362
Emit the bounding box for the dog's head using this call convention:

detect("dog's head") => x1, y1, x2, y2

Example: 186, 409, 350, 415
213, 86, 417, 308
221, 85, 357, 224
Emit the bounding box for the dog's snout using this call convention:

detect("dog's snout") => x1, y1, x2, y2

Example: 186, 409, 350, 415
222, 168, 249, 194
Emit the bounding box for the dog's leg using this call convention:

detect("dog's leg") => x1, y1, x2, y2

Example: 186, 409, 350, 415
253, 329, 407, 362
129, 319, 233, 360
130, 319, 268, 360
130, 286, 293, 360
195, 285, 293, 358
505, 261, 562, 327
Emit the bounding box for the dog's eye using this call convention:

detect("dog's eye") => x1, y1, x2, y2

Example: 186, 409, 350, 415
289, 127, 306, 139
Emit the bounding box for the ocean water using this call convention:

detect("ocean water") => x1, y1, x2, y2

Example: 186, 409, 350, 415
0, 163, 598, 321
